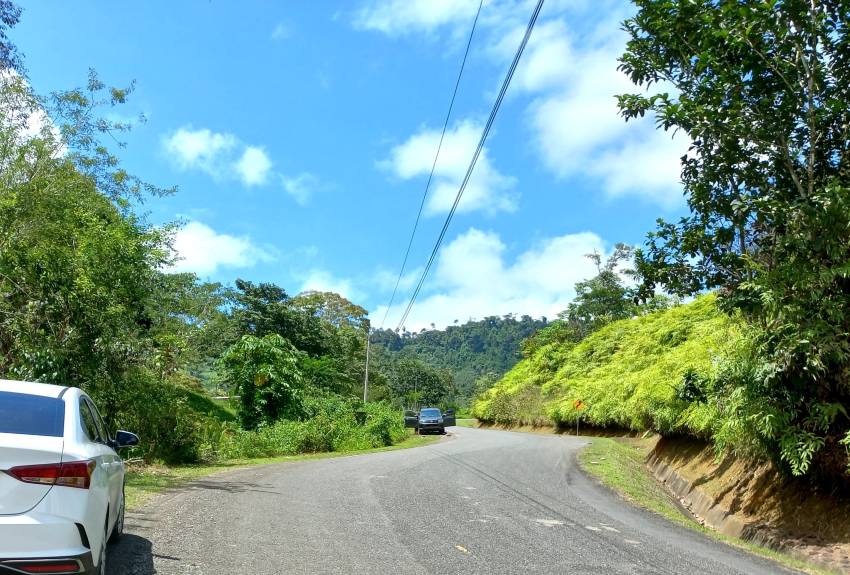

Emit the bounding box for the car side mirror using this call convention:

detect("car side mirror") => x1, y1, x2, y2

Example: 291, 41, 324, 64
114, 430, 139, 449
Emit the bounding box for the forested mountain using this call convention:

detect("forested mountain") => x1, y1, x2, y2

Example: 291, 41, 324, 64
372, 315, 548, 402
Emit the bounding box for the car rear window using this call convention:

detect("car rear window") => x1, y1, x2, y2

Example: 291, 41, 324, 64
0, 391, 65, 437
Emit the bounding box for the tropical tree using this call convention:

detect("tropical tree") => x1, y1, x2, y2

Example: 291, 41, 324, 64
560, 243, 638, 339
0, 0, 22, 72
289, 290, 369, 330
619, 0, 850, 479
0, 71, 171, 411
228, 280, 331, 358
387, 357, 453, 409
219, 334, 304, 430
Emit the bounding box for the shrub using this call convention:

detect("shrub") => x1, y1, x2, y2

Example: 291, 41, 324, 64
107, 370, 208, 464
196, 396, 406, 462
363, 401, 407, 447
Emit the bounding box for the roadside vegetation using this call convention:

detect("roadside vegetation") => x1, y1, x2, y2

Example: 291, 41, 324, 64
474, 295, 736, 434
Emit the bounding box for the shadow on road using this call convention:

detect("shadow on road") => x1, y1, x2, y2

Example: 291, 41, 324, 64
107, 534, 157, 575
178, 478, 280, 496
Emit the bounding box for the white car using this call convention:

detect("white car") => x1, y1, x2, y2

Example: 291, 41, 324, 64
0, 380, 138, 575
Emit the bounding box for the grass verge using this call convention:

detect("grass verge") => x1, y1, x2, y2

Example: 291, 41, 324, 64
455, 418, 478, 428
125, 431, 439, 511
578, 437, 837, 575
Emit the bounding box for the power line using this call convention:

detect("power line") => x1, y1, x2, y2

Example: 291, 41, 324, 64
378, 0, 485, 330
395, 0, 545, 333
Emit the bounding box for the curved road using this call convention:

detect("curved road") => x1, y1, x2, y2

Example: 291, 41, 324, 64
108, 427, 795, 574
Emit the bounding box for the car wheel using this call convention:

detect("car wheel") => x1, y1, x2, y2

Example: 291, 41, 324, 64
109, 486, 125, 544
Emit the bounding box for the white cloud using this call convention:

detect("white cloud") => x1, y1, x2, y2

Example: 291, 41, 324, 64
372, 227, 607, 331
490, 18, 575, 92
590, 136, 686, 207
298, 269, 360, 301
381, 120, 517, 215
163, 126, 321, 193
162, 127, 237, 178
372, 265, 423, 295
271, 22, 292, 41
168, 221, 273, 276
519, 17, 688, 206
355, 0, 688, 207
353, 0, 481, 35
281, 172, 319, 205
234, 146, 273, 186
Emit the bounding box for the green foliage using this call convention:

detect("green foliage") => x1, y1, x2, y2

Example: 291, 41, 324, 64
473, 296, 736, 434
289, 290, 369, 330
619, 0, 850, 479
228, 280, 331, 358
110, 370, 211, 464
560, 244, 639, 339
225, 283, 370, 398
710, 334, 850, 480
219, 334, 304, 430
176, 387, 237, 424
385, 356, 454, 409
0, 72, 189, 456
199, 397, 405, 461
0, 1, 22, 72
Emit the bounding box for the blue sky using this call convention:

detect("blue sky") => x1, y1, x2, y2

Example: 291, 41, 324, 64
14, 0, 687, 330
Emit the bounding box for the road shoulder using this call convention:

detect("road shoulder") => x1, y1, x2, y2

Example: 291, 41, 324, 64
578, 436, 836, 575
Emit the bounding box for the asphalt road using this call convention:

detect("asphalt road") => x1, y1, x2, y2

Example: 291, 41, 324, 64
108, 427, 796, 575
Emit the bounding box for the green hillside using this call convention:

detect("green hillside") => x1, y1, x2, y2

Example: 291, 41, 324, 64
372, 315, 548, 401
473, 295, 738, 436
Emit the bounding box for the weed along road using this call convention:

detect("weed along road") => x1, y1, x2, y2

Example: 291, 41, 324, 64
108, 428, 795, 575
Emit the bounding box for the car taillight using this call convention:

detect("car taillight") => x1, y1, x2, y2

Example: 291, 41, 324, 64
6, 460, 95, 489
2, 560, 83, 573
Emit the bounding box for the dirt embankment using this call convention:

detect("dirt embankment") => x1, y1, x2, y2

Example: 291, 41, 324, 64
649, 437, 850, 573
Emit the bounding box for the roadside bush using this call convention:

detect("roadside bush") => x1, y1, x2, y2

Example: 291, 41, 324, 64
196, 396, 406, 462
362, 401, 407, 447
107, 370, 207, 464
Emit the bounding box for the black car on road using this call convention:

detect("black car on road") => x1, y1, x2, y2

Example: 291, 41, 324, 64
417, 407, 455, 434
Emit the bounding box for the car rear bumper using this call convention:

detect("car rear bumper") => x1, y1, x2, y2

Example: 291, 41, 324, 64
0, 552, 95, 574
0, 513, 90, 560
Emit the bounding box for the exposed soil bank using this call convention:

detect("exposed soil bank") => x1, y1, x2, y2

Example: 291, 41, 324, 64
649, 437, 850, 573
